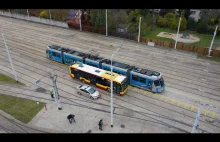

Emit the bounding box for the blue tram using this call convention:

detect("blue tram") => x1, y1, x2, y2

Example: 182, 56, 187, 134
46, 45, 165, 93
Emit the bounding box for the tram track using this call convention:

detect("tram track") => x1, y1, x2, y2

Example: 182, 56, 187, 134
1, 41, 220, 103
0, 50, 220, 132
0, 16, 220, 133
2, 17, 220, 69
2, 29, 220, 88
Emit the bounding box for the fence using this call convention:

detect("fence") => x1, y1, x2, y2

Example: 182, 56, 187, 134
133, 36, 220, 57
1, 10, 219, 57
0, 11, 68, 28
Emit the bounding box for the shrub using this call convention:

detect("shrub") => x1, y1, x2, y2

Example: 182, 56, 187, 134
157, 18, 168, 27
169, 17, 187, 31
218, 26, 220, 35
196, 20, 208, 34
39, 10, 48, 19
170, 18, 178, 29
208, 18, 217, 26
180, 17, 187, 31
164, 12, 176, 27
187, 17, 197, 31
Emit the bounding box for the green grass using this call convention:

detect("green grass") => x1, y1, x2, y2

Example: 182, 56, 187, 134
0, 73, 24, 85
0, 94, 45, 123
197, 54, 220, 62
144, 27, 220, 48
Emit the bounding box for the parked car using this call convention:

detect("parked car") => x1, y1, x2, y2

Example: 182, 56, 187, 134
77, 85, 100, 100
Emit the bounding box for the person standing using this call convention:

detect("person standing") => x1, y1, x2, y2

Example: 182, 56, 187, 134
50, 88, 54, 98
98, 119, 103, 130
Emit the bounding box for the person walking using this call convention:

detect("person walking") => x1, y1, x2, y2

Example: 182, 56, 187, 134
67, 114, 76, 124
98, 119, 103, 130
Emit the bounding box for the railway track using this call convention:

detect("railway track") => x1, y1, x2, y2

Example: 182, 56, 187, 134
1, 16, 220, 133
0, 48, 220, 133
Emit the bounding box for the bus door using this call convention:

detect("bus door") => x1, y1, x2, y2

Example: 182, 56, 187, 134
71, 68, 80, 79
113, 82, 120, 94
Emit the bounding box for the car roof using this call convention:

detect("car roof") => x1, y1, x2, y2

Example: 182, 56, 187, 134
80, 85, 92, 91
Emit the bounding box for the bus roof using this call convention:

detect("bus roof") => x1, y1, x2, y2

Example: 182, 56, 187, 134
70, 62, 126, 83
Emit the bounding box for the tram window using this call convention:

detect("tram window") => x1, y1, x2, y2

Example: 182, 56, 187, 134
132, 75, 138, 81
56, 53, 60, 57
52, 52, 56, 56
52, 52, 60, 57
154, 80, 160, 86
139, 77, 146, 83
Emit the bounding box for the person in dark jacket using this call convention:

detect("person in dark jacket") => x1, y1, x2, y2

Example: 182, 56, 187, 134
98, 119, 103, 130
67, 114, 75, 124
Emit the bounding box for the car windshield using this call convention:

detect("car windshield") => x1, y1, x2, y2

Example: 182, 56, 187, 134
88, 88, 96, 94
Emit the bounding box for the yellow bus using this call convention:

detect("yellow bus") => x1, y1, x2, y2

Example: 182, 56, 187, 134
68, 62, 128, 96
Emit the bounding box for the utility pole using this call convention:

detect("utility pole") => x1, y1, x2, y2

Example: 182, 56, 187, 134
110, 44, 122, 127
79, 9, 82, 31
174, 16, 181, 49
49, 9, 52, 25
138, 17, 142, 42
106, 9, 108, 37
50, 70, 62, 110
27, 9, 30, 21
1, 23, 18, 83
208, 25, 218, 57
191, 104, 204, 133
8, 9, 11, 18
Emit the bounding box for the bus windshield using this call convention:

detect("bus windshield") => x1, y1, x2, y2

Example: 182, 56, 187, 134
121, 79, 128, 91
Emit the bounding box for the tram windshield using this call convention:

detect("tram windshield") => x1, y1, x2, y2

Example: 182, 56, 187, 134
154, 80, 160, 86
159, 78, 164, 87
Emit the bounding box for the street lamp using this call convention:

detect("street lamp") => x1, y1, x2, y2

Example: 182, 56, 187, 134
110, 44, 123, 127
1, 22, 18, 83
191, 103, 209, 133
174, 16, 182, 49
49, 9, 52, 25
208, 25, 218, 57
79, 9, 82, 31
106, 9, 108, 37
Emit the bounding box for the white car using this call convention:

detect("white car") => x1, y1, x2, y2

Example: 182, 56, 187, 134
77, 85, 100, 100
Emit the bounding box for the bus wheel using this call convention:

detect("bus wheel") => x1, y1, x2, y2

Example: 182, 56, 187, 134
107, 88, 111, 92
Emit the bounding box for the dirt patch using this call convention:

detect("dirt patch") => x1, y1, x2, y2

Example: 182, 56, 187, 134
157, 32, 200, 43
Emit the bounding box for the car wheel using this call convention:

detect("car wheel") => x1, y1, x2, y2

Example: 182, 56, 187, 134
77, 91, 81, 95
90, 96, 94, 100
107, 88, 111, 92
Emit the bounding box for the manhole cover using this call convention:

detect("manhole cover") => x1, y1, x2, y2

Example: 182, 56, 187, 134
36, 87, 46, 93
121, 124, 125, 128
87, 130, 92, 133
